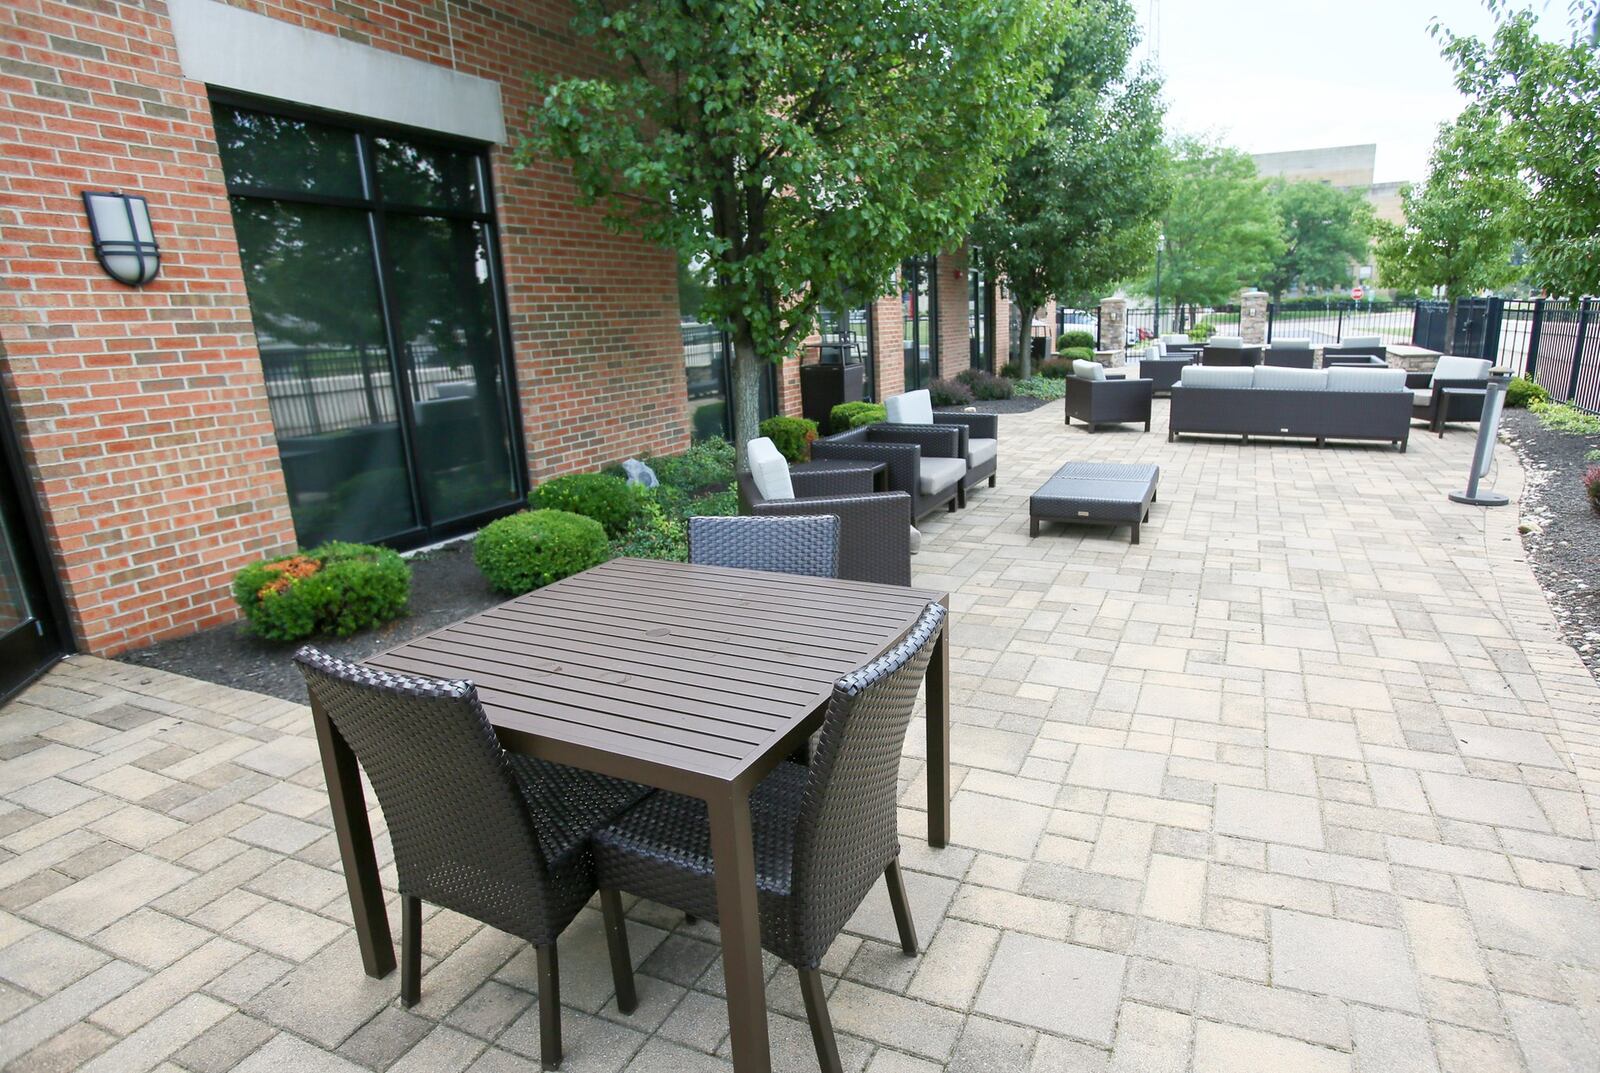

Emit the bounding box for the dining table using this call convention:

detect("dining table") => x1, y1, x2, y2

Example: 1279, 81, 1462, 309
310, 556, 951, 1073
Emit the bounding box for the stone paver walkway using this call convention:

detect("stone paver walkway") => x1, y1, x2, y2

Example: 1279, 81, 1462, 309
3, 400, 1599, 1073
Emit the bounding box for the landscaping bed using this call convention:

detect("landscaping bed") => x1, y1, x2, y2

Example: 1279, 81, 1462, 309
1502, 406, 1600, 679
937, 397, 1050, 414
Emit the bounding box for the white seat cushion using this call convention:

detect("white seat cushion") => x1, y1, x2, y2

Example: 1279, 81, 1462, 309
1326, 368, 1407, 393
908, 526, 921, 555
1145, 345, 1163, 362
967, 437, 997, 469
1251, 366, 1328, 391
1161, 334, 1191, 345
1208, 336, 1243, 348
746, 437, 794, 500
1412, 388, 1435, 405
886, 389, 934, 425
1271, 338, 1312, 350
1340, 335, 1383, 348
1071, 359, 1106, 381
1178, 366, 1255, 389
918, 456, 966, 495
1430, 356, 1491, 385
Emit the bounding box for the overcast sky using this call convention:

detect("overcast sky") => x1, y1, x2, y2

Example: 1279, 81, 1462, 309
1135, 0, 1569, 184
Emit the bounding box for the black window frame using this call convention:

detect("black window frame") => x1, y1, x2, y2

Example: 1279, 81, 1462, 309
902, 256, 938, 391
211, 90, 528, 549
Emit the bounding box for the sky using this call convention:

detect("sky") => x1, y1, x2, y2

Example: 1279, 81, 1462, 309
1135, 0, 1571, 184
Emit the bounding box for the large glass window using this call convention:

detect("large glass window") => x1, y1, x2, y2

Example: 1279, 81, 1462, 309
680, 260, 777, 441
902, 257, 937, 390
969, 256, 994, 372
818, 302, 875, 400
216, 101, 522, 547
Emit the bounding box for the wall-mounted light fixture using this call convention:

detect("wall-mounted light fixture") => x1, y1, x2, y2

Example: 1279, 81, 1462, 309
82, 191, 160, 286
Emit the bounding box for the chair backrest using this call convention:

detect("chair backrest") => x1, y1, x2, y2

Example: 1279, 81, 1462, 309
885, 390, 934, 425
293, 648, 556, 938
1071, 359, 1106, 381
1341, 335, 1383, 348
747, 437, 794, 501
687, 515, 840, 579
788, 602, 945, 968
1431, 356, 1492, 384
1208, 336, 1244, 349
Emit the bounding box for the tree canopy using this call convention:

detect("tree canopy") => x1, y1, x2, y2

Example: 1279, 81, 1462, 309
969, 0, 1168, 375
521, 0, 1066, 462
1138, 139, 1284, 312
1435, 4, 1600, 299
1262, 180, 1374, 298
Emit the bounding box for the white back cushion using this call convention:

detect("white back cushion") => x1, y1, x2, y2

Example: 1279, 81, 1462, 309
1145, 345, 1163, 363
1340, 335, 1383, 348
1178, 366, 1255, 389
1162, 333, 1191, 345
1431, 356, 1491, 384
1326, 367, 1407, 393
1071, 359, 1106, 381
746, 437, 794, 500
1271, 338, 1312, 350
1252, 366, 1328, 391
1208, 336, 1243, 349
886, 389, 934, 425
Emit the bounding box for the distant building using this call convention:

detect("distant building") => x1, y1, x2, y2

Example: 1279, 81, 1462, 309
1250, 144, 1407, 226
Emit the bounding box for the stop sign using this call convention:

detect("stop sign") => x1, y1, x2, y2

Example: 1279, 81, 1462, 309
1351, 285, 1365, 301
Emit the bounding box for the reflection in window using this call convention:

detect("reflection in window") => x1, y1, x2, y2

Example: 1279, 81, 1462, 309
213, 108, 363, 197
902, 257, 936, 391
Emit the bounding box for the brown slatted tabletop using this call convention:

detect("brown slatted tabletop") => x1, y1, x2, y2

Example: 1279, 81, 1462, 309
317, 557, 950, 1073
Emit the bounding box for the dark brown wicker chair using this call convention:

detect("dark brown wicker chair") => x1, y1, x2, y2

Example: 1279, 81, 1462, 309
810, 424, 964, 520
294, 648, 649, 1071
594, 603, 947, 1073
736, 467, 911, 586
687, 515, 840, 578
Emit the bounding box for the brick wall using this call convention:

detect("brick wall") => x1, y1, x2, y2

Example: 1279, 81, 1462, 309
935, 249, 969, 381
871, 293, 905, 402
0, 0, 687, 655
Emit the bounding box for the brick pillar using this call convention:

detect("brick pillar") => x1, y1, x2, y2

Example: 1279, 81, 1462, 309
935, 249, 969, 380
1240, 290, 1269, 345
1098, 298, 1128, 363
871, 293, 905, 401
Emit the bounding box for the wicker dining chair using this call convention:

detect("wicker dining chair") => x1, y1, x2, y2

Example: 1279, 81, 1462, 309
686, 514, 840, 578
294, 648, 649, 1071
592, 602, 946, 1073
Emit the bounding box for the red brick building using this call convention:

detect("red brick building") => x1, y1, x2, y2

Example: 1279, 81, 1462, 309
0, 0, 1011, 680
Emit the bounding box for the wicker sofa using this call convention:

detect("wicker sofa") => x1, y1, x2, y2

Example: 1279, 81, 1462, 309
1169, 365, 1413, 450
738, 438, 913, 585
1201, 338, 1264, 366
810, 422, 965, 520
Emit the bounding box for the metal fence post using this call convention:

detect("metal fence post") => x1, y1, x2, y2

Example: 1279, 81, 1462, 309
1266, 302, 1275, 343
1526, 299, 1544, 380
1484, 297, 1504, 365
1566, 299, 1590, 403
1335, 304, 1344, 341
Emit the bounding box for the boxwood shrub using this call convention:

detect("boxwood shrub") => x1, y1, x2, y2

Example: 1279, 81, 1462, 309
475, 509, 610, 594
758, 415, 818, 463
532, 472, 638, 537
1505, 376, 1550, 409
232, 542, 410, 643
1057, 330, 1096, 352
1059, 346, 1094, 364
829, 401, 886, 431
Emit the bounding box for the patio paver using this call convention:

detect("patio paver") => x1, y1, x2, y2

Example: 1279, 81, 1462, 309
2, 399, 1599, 1071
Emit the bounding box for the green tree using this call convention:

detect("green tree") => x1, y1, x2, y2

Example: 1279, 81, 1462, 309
1436, 5, 1600, 299
1373, 109, 1524, 345
521, 0, 1066, 467
1263, 180, 1375, 298
970, 0, 1168, 376
1138, 139, 1284, 321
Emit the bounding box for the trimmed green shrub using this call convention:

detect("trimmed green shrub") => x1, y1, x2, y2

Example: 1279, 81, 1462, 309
1585, 466, 1600, 514
1187, 321, 1216, 342
1059, 346, 1094, 364
475, 509, 610, 594
1505, 376, 1550, 409
650, 437, 735, 492
829, 401, 886, 431
758, 415, 818, 463
1038, 357, 1072, 379
929, 378, 974, 406
232, 541, 410, 643
532, 472, 638, 537
999, 362, 1023, 380
1014, 375, 1067, 400
612, 497, 687, 562
692, 401, 727, 441
1057, 330, 1096, 352
1530, 400, 1600, 436
956, 367, 1013, 400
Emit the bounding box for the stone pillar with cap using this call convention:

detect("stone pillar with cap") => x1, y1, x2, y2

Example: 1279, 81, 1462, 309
1098, 297, 1128, 365
1240, 290, 1269, 345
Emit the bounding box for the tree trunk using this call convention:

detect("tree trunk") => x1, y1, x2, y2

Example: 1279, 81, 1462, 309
1444, 296, 1459, 356
730, 331, 764, 474
1015, 304, 1035, 378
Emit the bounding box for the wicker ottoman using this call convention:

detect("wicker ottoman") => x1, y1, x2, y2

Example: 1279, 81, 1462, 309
1029, 462, 1159, 543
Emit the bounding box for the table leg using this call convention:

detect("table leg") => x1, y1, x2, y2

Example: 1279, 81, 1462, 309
310, 697, 395, 979
708, 787, 771, 1073
927, 597, 951, 848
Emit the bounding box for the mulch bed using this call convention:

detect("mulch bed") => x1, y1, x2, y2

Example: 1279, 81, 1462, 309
938, 397, 1052, 415
1502, 408, 1600, 679
119, 538, 500, 704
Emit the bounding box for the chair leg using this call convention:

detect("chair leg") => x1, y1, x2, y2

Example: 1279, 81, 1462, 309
987, 474, 995, 487
599, 889, 637, 1015
536, 944, 562, 1070
798, 968, 843, 1073
884, 860, 918, 955
400, 895, 421, 1008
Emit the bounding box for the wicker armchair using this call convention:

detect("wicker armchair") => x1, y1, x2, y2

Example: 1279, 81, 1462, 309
1201, 340, 1264, 366
884, 389, 999, 494
810, 423, 964, 519
594, 602, 947, 1073
1063, 361, 1154, 431
293, 649, 648, 1070
1263, 340, 1315, 368
1408, 356, 1493, 435
737, 452, 912, 587
687, 515, 840, 579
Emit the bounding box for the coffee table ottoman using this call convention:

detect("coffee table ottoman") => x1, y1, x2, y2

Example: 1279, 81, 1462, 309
1029, 462, 1159, 543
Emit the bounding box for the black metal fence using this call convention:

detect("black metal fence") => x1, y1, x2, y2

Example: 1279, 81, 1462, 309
1525, 299, 1600, 412
1267, 300, 1417, 347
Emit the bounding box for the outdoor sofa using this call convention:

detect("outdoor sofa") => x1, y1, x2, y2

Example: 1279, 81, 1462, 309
810, 422, 965, 519
1169, 364, 1412, 450
1324, 334, 1388, 364
1263, 339, 1314, 368
1064, 359, 1153, 431
884, 388, 998, 495
739, 437, 913, 585
1201, 337, 1264, 366
1409, 356, 1493, 435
